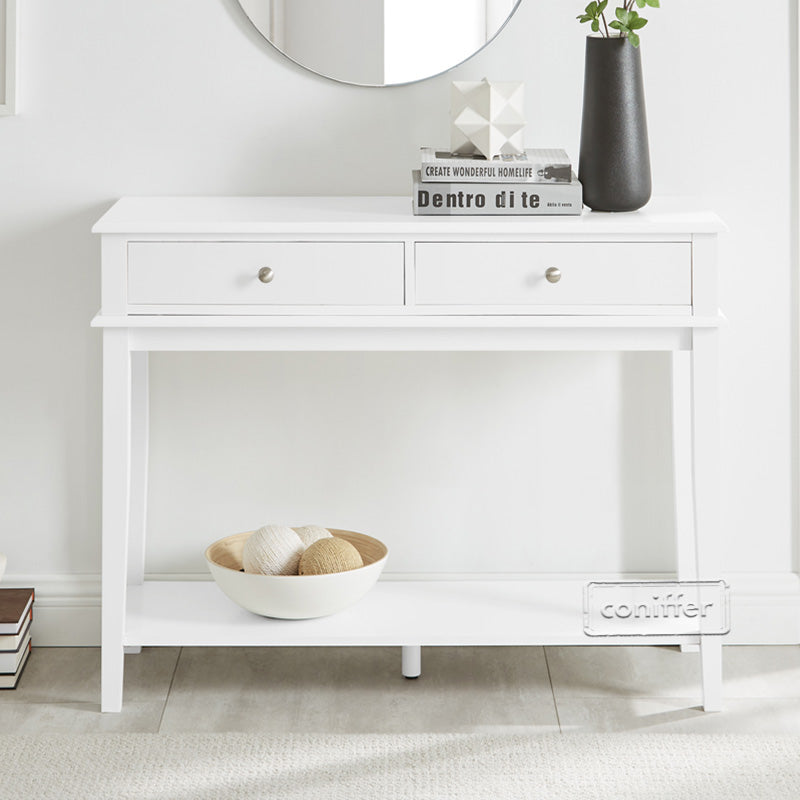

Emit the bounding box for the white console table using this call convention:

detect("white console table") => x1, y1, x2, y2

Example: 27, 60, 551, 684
92, 196, 725, 713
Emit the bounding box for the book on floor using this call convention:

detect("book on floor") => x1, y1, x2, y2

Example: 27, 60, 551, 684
419, 147, 572, 183
0, 607, 32, 650
0, 588, 34, 635
0, 641, 30, 689
0, 614, 31, 653
411, 170, 582, 216
0, 625, 31, 673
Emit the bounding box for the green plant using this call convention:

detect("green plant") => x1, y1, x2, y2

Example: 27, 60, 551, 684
576, 0, 660, 47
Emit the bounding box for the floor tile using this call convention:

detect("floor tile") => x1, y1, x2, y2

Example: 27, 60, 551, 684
5, 645, 800, 734
546, 645, 702, 698
715, 645, 800, 698
0, 647, 179, 733
546, 645, 800, 700
159, 646, 559, 733
556, 696, 800, 733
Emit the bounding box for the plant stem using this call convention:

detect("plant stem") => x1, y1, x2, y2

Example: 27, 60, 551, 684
600, 11, 610, 37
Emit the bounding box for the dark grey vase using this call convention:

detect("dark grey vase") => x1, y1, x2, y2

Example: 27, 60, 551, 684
578, 36, 651, 212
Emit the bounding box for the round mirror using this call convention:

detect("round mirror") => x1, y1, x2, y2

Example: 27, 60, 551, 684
238, 0, 522, 87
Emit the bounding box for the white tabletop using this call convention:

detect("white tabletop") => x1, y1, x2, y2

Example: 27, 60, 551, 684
92, 196, 726, 236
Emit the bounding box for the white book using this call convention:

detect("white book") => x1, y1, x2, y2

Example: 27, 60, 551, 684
0, 610, 31, 650
0, 643, 30, 689
0, 627, 31, 674
420, 147, 572, 184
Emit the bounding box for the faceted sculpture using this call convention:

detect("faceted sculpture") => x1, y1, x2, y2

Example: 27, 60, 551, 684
450, 79, 525, 160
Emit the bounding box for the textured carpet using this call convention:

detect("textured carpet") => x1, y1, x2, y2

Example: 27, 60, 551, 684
0, 733, 798, 800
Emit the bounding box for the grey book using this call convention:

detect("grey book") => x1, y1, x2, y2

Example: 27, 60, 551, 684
412, 170, 583, 216
420, 147, 572, 183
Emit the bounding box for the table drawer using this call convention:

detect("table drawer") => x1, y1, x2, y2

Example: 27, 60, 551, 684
127, 242, 404, 306
415, 242, 691, 306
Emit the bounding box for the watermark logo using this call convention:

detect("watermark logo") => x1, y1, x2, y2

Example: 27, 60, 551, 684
584, 581, 730, 637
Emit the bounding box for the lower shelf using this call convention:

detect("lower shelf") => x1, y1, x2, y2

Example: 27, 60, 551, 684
124, 579, 699, 648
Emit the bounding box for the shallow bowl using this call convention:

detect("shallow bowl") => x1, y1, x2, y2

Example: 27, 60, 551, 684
204, 529, 388, 619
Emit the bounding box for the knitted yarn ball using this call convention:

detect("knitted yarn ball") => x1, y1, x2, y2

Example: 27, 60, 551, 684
242, 524, 304, 576
298, 537, 364, 575
292, 525, 333, 549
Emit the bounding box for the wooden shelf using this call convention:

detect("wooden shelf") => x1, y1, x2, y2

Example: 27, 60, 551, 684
125, 580, 699, 649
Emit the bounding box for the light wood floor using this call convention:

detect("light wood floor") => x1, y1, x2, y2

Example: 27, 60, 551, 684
2, 645, 800, 734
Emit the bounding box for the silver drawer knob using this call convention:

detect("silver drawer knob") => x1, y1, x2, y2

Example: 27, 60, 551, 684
545, 267, 561, 284
258, 267, 275, 284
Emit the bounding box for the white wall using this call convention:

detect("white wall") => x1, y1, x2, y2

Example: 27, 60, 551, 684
0, 0, 795, 642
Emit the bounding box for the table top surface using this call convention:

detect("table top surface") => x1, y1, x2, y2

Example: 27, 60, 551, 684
92, 196, 726, 236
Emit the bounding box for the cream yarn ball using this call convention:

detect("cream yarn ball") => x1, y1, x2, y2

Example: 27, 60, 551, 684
293, 525, 333, 548
243, 524, 304, 576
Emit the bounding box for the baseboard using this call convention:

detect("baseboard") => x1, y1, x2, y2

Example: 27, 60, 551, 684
1, 574, 102, 646
723, 571, 800, 644
3, 571, 799, 647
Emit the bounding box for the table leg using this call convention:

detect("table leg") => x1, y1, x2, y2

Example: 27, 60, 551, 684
691, 329, 723, 711
402, 645, 421, 679
124, 352, 149, 656
671, 351, 701, 653
700, 636, 723, 712
101, 329, 131, 712
671, 351, 696, 583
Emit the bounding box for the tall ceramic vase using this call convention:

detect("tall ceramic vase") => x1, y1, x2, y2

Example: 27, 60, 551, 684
578, 36, 651, 212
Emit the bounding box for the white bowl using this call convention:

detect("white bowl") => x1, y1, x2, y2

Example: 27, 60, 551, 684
204, 529, 388, 619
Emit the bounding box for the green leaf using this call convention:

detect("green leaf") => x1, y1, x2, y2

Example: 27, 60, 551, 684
629, 15, 648, 29
646, 0, 660, 7
591, 18, 600, 32
627, 31, 641, 47
635, 0, 646, 6
577, 14, 591, 22
615, 8, 632, 25
609, 20, 624, 30
598, 0, 609, 11
586, 1, 598, 15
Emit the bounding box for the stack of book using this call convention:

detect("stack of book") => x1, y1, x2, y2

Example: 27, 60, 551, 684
0, 588, 33, 689
412, 146, 582, 216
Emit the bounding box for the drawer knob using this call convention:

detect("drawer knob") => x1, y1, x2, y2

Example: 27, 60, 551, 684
545, 267, 561, 284
258, 267, 275, 284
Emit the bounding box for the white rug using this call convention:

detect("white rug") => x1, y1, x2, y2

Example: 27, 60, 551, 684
1, 733, 798, 800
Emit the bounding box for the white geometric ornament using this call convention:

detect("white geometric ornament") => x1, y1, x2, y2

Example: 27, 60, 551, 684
450, 79, 525, 160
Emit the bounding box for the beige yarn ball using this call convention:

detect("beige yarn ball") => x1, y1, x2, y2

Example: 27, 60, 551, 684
243, 524, 304, 576
298, 537, 364, 575
292, 525, 333, 548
